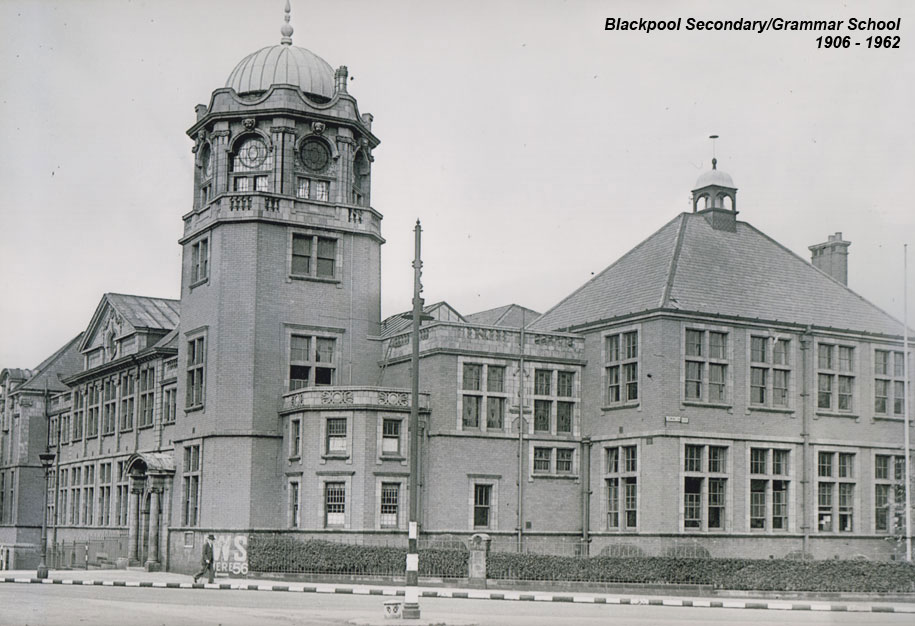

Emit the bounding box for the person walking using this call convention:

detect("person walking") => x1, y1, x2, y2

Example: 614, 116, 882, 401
193, 534, 215, 584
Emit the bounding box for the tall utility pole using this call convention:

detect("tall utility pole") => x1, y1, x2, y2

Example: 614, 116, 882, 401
516, 312, 526, 552
403, 220, 423, 620
903, 244, 912, 562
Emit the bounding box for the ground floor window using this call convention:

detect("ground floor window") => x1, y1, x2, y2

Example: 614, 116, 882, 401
473, 483, 493, 529
380, 483, 400, 528
325, 482, 346, 527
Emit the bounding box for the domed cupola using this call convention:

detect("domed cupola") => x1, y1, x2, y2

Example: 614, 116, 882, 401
691, 154, 738, 232
225, 1, 335, 99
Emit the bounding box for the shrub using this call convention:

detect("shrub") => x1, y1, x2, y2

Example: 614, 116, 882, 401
485, 552, 915, 593
248, 535, 467, 578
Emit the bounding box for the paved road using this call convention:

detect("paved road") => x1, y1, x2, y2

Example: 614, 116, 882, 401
4, 585, 913, 626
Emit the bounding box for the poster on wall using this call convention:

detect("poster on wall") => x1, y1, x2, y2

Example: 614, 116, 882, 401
213, 534, 248, 578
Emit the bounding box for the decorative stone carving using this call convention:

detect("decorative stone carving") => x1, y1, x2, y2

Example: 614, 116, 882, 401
311, 121, 325, 135
321, 390, 353, 405
378, 391, 408, 406
243, 118, 256, 130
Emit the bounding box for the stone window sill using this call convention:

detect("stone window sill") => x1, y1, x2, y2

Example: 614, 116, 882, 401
682, 401, 732, 410
601, 402, 640, 412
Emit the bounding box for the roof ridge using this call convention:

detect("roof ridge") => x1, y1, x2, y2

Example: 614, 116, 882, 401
739, 220, 906, 331
530, 213, 686, 330
659, 214, 689, 308
21, 333, 84, 391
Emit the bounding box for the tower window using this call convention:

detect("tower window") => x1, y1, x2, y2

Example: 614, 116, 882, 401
290, 233, 337, 280
190, 237, 209, 285
231, 136, 272, 192
296, 177, 331, 201
288, 334, 336, 390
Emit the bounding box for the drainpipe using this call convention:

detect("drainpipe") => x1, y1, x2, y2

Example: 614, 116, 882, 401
799, 328, 813, 556
581, 437, 591, 557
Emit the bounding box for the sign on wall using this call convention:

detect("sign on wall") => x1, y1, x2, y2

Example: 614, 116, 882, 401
213, 534, 248, 577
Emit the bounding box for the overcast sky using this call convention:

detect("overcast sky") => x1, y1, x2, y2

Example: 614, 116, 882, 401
1, 0, 913, 368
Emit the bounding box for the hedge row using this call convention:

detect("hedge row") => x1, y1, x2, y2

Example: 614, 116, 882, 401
487, 553, 915, 593
247, 535, 467, 578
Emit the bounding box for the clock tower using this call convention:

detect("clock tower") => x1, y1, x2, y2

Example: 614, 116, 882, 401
175, 2, 383, 529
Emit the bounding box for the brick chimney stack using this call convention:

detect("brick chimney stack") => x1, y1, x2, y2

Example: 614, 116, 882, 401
809, 232, 851, 285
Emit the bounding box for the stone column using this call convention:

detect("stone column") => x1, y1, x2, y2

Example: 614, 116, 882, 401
139, 497, 149, 564
335, 133, 355, 205
212, 127, 231, 195
145, 485, 161, 571
127, 481, 143, 564
271, 123, 295, 197
468, 533, 491, 589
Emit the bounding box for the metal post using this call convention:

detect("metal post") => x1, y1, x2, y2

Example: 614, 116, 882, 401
403, 220, 423, 620
37, 451, 56, 579
903, 244, 911, 562
517, 316, 526, 552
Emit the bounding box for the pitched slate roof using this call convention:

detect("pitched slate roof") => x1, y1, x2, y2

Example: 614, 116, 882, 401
106, 293, 180, 330
465, 304, 540, 329
18, 334, 84, 393
531, 212, 902, 336
381, 301, 466, 338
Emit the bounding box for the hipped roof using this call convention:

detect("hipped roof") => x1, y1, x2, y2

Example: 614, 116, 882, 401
531, 212, 903, 337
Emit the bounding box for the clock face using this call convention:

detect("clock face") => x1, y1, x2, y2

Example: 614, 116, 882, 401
301, 139, 329, 171
238, 138, 268, 169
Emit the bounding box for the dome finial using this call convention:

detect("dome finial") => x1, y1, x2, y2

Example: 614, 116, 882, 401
280, 0, 294, 45
709, 134, 719, 168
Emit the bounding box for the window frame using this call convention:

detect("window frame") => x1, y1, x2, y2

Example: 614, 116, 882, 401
288, 479, 300, 529
815, 448, 856, 533
458, 359, 511, 434
605, 443, 639, 531
680, 441, 730, 532
190, 236, 210, 286
874, 452, 908, 533
185, 334, 206, 411
682, 325, 731, 406
747, 332, 793, 410
287, 331, 338, 391
815, 341, 857, 415
182, 444, 202, 527
138, 365, 156, 428
603, 328, 639, 407
874, 349, 907, 417
747, 446, 792, 532
323, 480, 347, 528
289, 231, 340, 282
119, 371, 135, 432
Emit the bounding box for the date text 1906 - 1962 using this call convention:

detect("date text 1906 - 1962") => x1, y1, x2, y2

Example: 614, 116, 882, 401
817, 35, 900, 48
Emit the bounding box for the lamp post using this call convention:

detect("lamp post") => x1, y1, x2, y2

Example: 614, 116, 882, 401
37, 451, 56, 579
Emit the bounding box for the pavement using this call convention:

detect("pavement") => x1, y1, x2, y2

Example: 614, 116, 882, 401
2, 568, 914, 618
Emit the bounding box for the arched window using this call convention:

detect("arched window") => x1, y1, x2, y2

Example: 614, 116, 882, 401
231, 136, 272, 192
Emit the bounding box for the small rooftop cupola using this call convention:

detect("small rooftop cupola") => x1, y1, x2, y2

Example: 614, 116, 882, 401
809, 232, 851, 285
691, 136, 738, 232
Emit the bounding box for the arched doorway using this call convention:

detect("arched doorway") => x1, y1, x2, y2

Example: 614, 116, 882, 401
125, 452, 175, 571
